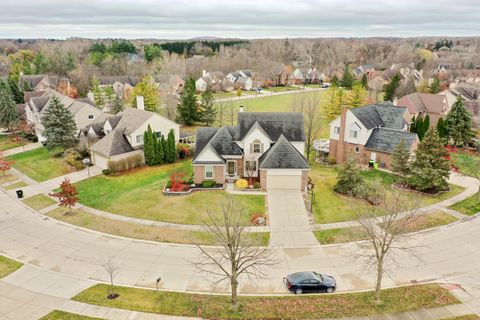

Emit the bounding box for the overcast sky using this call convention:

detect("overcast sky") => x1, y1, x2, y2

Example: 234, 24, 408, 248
0, 0, 479, 39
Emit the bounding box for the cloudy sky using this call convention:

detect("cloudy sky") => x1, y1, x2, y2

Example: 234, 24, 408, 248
0, 0, 478, 39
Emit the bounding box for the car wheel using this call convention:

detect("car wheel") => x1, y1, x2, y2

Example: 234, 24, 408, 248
294, 288, 302, 295
326, 287, 334, 293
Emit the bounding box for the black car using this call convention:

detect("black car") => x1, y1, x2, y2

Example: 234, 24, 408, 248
284, 271, 336, 294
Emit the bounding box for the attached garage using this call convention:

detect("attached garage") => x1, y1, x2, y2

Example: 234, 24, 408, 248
91, 151, 109, 170
266, 169, 303, 190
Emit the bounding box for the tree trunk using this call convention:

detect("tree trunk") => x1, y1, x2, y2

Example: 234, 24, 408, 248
231, 277, 239, 310
477, 185, 480, 202
375, 257, 384, 304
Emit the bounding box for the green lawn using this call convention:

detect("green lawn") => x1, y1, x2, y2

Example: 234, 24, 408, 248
7, 148, 74, 182
314, 226, 370, 244
40, 311, 102, 320
450, 194, 480, 216
4, 181, 28, 190
75, 160, 266, 225
47, 207, 269, 246
0, 135, 28, 151
74, 283, 458, 319
384, 210, 458, 233
310, 163, 465, 224
450, 151, 480, 178
0, 255, 22, 278
22, 194, 56, 210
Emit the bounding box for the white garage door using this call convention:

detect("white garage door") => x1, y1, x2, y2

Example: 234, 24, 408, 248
92, 152, 109, 170
266, 170, 302, 190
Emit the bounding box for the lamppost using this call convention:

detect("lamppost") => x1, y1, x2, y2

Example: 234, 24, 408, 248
307, 178, 315, 213
83, 158, 91, 178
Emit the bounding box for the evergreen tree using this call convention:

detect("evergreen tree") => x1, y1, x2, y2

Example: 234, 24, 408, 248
383, 73, 401, 101
333, 157, 364, 196
325, 87, 344, 120
410, 115, 417, 133
340, 65, 354, 89
143, 125, 155, 166
423, 114, 430, 133
41, 97, 77, 150
436, 117, 448, 140
416, 117, 425, 141
177, 78, 199, 125
111, 95, 124, 115
445, 96, 474, 147
410, 129, 450, 192
7, 76, 23, 103
360, 73, 368, 89
429, 77, 441, 94
151, 133, 159, 165
345, 82, 367, 108
391, 139, 411, 182
200, 88, 216, 126
161, 135, 168, 163
0, 81, 19, 132
166, 129, 176, 163
154, 134, 165, 165
331, 75, 339, 87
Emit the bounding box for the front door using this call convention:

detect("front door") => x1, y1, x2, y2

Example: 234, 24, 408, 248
227, 161, 236, 176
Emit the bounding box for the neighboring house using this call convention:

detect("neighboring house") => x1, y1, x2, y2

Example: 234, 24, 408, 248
18, 75, 68, 92
329, 102, 418, 168
440, 82, 480, 109
154, 74, 185, 96
81, 106, 180, 170
25, 89, 106, 142
292, 68, 305, 84
192, 112, 309, 191
227, 70, 255, 91
368, 69, 405, 91
195, 71, 234, 92
353, 64, 375, 79
396, 92, 449, 126
303, 68, 325, 84
277, 65, 295, 86
234, 77, 253, 91
90, 76, 141, 102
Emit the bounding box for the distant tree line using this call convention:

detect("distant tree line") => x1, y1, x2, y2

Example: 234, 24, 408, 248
158, 40, 248, 55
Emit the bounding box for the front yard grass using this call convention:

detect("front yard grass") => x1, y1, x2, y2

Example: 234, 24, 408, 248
7, 148, 74, 182
22, 194, 56, 210
314, 226, 369, 244
74, 283, 458, 319
310, 163, 465, 224
0, 134, 28, 151
40, 311, 102, 320
384, 210, 458, 233
75, 160, 266, 225
0, 255, 22, 278
450, 151, 480, 178
441, 316, 480, 320
4, 181, 28, 190
449, 194, 480, 216
46, 207, 269, 246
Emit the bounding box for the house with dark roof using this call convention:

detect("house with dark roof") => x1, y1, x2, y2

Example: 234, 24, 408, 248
329, 102, 418, 168
81, 107, 180, 170
18, 75, 69, 92
440, 82, 480, 111
396, 92, 449, 126
192, 112, 309, 191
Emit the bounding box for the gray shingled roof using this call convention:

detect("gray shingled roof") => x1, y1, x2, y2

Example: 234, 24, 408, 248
193, 127, 218, 159
350, 102, 407, 130
364, 128, 417, 154
90, 129, 135, 157
350, 105, 384, 129
237, 112, 305, 141
114, 108, 154, 135
193, 126, 242, 163
259, 135, 309, 169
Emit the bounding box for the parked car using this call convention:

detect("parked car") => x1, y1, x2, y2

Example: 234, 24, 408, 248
321, 82, 331, 88
283, 271, 336, 294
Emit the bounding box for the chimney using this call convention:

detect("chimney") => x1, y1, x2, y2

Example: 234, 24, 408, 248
202, 70, 207, 78
136, 95, 145, 111
337, 107, 348, 163
239, 105, 244, 113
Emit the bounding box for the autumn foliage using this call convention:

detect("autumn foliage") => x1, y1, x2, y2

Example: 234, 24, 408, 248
49, 178, 79, 213
0, 153, 14, 175
170, 172, 187, 192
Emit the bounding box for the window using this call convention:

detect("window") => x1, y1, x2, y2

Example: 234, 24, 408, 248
136, 135, 144, 144
245, 160, 257, 172
349, 129, 358, 138
355, 146, 360, 153
205, 166, 213, 179
349, 123, 361, 139
252, 139, 262, 154
334, 127, 340, 135
155, 131, 162, 138
88, 114, 95, 120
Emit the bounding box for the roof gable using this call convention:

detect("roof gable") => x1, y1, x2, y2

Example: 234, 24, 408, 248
237, 112, 306, 141
90, 130, 135, 157
364, 128, 417, 154
259, 135, 309, 169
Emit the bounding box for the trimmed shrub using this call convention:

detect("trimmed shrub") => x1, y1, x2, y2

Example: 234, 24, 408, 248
202, 180, 216, 188
254, 181, 261, 189
102, 169, 115, 176
63, 148, 84, 170
107, 153, 143, 172
235, 179, 248, 190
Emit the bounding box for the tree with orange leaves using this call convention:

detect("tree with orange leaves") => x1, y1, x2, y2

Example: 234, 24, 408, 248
57, 82, 79, 99
0, 152, 14, 175
49, 178, 79, 213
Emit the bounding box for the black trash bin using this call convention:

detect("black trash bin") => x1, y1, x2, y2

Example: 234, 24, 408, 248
16, 190, 23, 199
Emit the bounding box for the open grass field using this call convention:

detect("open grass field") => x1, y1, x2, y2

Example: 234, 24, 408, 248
75, 160, 266, 225
0, 255, 22, 279
74, 283, 458, 319
46, 207, 269, 246
7, 148, 74, 182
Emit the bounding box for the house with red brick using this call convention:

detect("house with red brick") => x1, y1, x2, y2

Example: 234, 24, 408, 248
192, 112, 310, 191
396, 92, 449, 126
329, 102, 418, 168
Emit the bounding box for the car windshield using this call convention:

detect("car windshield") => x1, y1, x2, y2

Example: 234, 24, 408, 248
313, 272, 324, 282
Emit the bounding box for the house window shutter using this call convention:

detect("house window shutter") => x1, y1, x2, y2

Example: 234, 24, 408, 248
250, 143, 253, 153
260, 143, 263, 154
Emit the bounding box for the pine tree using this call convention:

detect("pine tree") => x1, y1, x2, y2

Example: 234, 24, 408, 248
391, 139, 411, 182
410, 129, 450, 192
7, 76, 23, 103
111, 95, 124, 115
410, 115, 417, 133
161, 135, 168, 163
340, 65, 354, 89
177, 78, 199, 125
41, 96, 77, 150
143, 125, 155, 166
200, 88, 216, 126
154, 134, 165, 165
445, 96, 474, 147
0, 81, 19, 132
416, 117, 425, 141
334, 157, 364, 196
429, 77, 441, 94
383, 73, 401, 101
436, 117, 448, 140
360, 73, 368, 89
166, 129, 176, 163
423, 114, 430, 133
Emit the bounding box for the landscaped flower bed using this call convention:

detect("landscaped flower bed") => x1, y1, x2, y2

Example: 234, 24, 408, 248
163, 173, 224, 195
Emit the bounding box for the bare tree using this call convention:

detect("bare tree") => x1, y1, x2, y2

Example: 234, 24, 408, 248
102, 256, 121, 299
301, 91, 322, 162
194, 197, 276, 310
355, 181, 420, 304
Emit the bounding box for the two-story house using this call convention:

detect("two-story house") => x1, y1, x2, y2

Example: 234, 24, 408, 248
81, 105, 181, 170
396, 92, 449, 126
25, 89, 105, 142
329, 102, 418, 168
192, 112, 310, 191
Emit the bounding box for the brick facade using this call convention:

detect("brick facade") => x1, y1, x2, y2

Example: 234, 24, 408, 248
193, 165, 225, 184
260, 169, 267, 191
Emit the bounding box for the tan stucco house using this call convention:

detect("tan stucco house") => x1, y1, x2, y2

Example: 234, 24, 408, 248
192, 112, 310, 191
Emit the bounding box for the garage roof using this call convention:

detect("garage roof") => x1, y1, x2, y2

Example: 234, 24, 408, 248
259, 135, 309, 169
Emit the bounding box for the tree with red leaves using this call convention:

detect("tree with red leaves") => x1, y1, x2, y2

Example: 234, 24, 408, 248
0, 153, 14, 175
170, 172, 187, 192
49, 178, 79, 213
